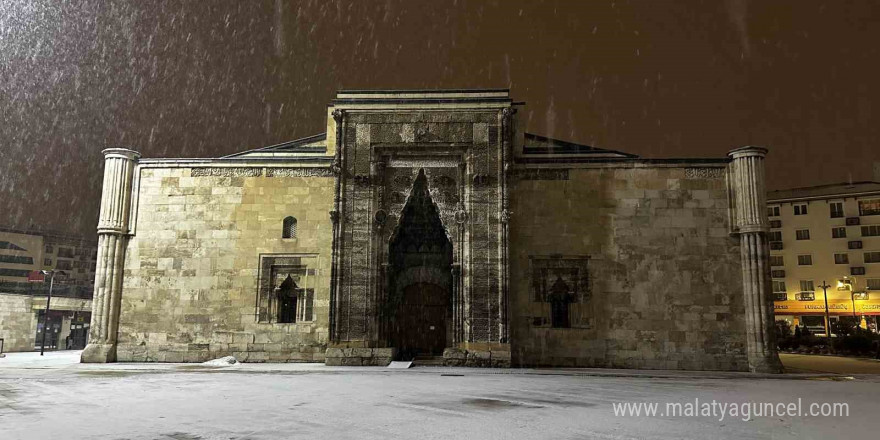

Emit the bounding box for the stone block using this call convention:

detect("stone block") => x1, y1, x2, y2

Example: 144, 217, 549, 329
443, 348, 466, 360
340, 357, 363, 366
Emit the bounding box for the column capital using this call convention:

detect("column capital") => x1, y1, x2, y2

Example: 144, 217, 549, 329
102, 148, 141, 161
728, 146, 768, 160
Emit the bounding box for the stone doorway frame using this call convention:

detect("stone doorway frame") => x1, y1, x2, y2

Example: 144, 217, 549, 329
327, 108, 517, 366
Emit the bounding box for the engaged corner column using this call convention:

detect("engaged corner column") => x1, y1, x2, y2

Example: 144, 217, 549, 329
728, 146, 783, 373
81, 148, 140, 363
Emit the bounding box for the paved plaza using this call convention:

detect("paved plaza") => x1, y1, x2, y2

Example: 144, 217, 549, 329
1, 351, 879, 439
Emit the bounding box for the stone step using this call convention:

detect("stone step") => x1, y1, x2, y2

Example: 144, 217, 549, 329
412, 356, 445, 366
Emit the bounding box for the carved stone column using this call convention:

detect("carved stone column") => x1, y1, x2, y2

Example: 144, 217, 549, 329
329, 109, 345, 342
728, 146, 783, 373
499, 107, 516, 344
81, 148, 140, 363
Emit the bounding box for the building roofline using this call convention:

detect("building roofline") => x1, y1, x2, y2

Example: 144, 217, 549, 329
767, 181, 880, 202
337, 88, 510, 94
523, 133, 639, 158
515, 157, 731, 165
0, 226, 91, 242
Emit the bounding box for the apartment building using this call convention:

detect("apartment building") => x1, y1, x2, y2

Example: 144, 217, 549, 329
767, 182, 880, 335
0, 227, 95, 352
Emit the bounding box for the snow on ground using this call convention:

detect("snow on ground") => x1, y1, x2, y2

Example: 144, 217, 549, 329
0, 350, 84, 368
1, 351, 879, 439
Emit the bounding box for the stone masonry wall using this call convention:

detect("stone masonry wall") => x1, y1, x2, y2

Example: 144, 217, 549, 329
509, 165, 750, 371
0, 294, 37, 352
117, 166, 335, 362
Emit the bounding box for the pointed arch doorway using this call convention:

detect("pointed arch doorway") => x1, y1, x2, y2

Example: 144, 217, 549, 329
388, 169, 453, 359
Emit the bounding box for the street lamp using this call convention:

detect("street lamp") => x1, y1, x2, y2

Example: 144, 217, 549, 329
838, 276, 859, 322
39, 270, 66, 356
819, 280, 832, 337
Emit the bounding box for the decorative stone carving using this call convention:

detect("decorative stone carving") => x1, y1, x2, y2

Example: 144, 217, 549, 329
374, 210, 388, 230
332, 109, 510, 358
431, 175, 456, 188
191, 167, 263, 177
256, 254, 317, 323
501, 106, 517, 120
454, 204, 468, 224
472, 174, 491, 187
530, 256, 591, 303
512, 169, 570, 181
393, 174, 413, 187
332, 109, 344, 123
266, 168, 335, 177
353, 174, 372, 187
529, 256, 592, 330
685, 167, 725, 179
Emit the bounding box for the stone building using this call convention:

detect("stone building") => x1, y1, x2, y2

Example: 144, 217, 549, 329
82, 89, 781, 372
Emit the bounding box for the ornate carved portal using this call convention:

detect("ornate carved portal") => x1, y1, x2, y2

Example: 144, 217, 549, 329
387, 170, 453, 358
330, 110, 514, 360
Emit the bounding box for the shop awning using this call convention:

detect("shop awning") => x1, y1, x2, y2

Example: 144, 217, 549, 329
774, 298, 880, 316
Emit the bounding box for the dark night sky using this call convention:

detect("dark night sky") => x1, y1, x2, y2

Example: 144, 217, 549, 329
1, 0, 877, 239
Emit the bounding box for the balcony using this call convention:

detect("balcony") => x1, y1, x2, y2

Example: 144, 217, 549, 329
770, 241, 784, 250
774, 292, 788, 301
771, 270, 786, 278
846, 217, 860, 226
770, 220, 782, 228
796, 292, 816, 301
848, 241, 863, 249
851, 267, 866, 276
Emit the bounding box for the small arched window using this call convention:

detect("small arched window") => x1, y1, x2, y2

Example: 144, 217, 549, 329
282, 216, 297, 239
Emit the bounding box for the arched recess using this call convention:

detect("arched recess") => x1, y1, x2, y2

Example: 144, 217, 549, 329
387, 169, 453, 358
282, 216, 297, 239
276, 275, 298, 323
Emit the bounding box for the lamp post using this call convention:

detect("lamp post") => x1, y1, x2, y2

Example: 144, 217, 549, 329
39, 270, 65, 356
839, 276, 859, 324
819, 280, 831, 337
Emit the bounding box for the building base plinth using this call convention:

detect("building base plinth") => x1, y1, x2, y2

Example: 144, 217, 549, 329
444, 346, 511, 368
324, 347, 397, 366
749, 354, 784, 373
81, 343, 117, 363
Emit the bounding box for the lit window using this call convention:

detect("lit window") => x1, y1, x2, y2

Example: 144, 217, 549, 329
796, 291, 815, 301
772, 280, 786, 293
862, 225, 880, 237
859, 199, 880, 216
282, 216, 297, 239
799, 280, 814, 292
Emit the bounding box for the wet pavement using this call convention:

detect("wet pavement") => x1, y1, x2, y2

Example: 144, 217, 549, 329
1, 351, 878, 439
781, 353, 880, 375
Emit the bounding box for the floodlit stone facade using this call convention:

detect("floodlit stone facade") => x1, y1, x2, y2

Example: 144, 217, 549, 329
83, 89, 781, 372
